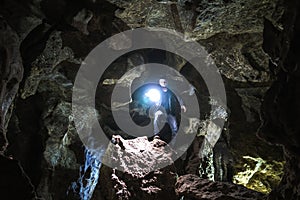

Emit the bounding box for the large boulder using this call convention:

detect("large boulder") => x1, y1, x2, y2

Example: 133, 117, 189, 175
99, 135, 177, 200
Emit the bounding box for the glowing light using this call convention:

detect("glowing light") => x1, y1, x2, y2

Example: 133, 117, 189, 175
145, 88, 161, 103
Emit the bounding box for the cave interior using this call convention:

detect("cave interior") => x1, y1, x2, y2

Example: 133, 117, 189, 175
0, 0, 300, 200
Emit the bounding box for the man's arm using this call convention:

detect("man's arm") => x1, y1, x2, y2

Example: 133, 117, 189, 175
176, 96, 186, 113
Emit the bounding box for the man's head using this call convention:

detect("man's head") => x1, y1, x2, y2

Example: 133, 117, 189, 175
159, 78, 167, 88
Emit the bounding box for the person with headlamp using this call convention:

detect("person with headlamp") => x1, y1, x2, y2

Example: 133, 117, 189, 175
150, 78, 186, 145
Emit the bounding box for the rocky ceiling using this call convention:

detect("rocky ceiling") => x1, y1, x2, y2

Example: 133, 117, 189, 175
0, 0, 299, 200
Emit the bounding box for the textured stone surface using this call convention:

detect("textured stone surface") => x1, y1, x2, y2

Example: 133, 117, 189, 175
235, 87, 269, 123
109, 0, 282, 82
99, 0, 285, 195
176, 174, 265, 200
233, 156, 284, 194
0, 0, 43, 40
192, 0, 281, 39
0, 17, 23, 152
200, 33, 271, 82
260, 0, 300, 199
99, 135, 177, 200
21, 31, 75, 99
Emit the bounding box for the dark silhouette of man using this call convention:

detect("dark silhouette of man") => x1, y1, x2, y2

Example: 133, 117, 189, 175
153, 78, 186, 145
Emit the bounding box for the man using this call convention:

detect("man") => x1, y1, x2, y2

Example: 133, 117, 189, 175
153, 78, 186, 145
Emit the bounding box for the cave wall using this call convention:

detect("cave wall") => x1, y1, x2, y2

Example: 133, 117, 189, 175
261, 0, 300, 199
0, 0, 298, 199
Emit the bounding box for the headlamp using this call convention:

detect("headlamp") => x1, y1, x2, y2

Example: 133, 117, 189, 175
145, 88, 161, 103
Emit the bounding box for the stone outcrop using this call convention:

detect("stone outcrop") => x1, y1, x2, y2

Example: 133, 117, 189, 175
99, 135, 177, 200
176, 174, 265, 200
98, 136, 268, 200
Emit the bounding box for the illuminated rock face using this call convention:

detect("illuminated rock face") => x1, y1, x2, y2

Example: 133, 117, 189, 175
99, 136, 177, 200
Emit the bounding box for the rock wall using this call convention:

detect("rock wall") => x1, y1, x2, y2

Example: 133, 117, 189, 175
261, 0, 300, 199
0, 0, 298, 199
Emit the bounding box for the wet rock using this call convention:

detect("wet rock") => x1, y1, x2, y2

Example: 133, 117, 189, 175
99, 135, 177, 200
176, 174, 265, 200
267, 152, 300, 200
227, 98, 284, 194
69, 149, 102, 200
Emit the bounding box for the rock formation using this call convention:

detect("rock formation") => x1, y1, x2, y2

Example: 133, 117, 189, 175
0, 0, 299, 199
260, 0, 300, 199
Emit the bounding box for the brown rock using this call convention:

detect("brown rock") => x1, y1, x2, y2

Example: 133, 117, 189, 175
176, 174, 265, 200
99, 135, 177, 200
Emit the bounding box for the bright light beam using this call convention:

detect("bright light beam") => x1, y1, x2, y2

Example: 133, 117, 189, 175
145, 88, 161, 103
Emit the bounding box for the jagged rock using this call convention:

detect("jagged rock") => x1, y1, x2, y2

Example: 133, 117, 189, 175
200, 33, 271, 82
233, 156, 284, 194
192, 0, 280, 83
37, 100, 83, 199
0, 0, 43, 41
0, 0, 298, 199
109, 0, 281, 82
0, 17, 23, 152
192, 0, 281, 39
176, 174, 265, 200
99, 135, 177, 200
43, 101, 73, 138
21, 31, 75, 99
260, 0, 300, 199
43, 137, 78, 169
110, 0, 177, 29
235, 87, 269, 123
71, 8, 93, 35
